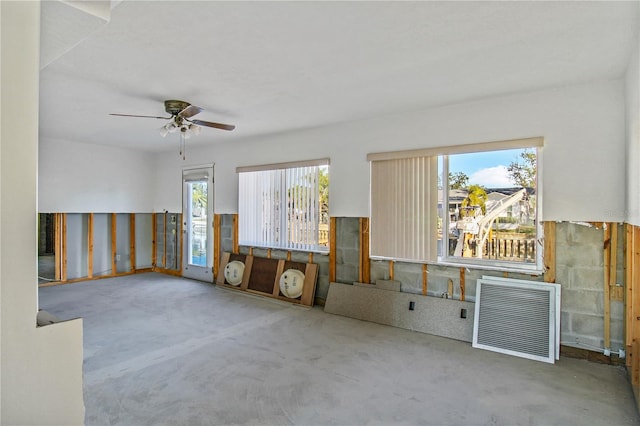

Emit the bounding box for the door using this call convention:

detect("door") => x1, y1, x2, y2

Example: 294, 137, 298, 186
182, 166, 214, 282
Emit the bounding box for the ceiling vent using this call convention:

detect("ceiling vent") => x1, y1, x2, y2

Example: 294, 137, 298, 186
473, 276, 560, 364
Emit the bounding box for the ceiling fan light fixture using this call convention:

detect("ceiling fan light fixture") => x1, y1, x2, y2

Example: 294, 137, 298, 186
189, 124, 201, 136
159, 125, 169, 137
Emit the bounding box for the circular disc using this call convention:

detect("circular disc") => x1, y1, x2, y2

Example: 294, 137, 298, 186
279, 269, 305, 299
224, 260, 244, 286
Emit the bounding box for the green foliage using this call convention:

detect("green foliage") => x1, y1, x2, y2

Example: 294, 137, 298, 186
507, 149, 536, 188
449, 171, 469, 190
319, 167, 329, 218
461, 184, 487, 216
191, 183, 207, 208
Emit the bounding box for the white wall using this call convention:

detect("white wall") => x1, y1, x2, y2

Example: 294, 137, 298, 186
155, 79, 626, 222
1, 2, 84, 424
626, 15, 640, 226
39, 138, 155, 212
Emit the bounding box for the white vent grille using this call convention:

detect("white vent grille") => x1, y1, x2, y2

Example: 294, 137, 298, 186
473, 277, 560, 364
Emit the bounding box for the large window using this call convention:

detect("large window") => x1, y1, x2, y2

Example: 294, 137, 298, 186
369, 137, 542, 272
238, 159, 329, 252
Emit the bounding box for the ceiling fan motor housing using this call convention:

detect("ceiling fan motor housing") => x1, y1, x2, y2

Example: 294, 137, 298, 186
164, 100, 191, 116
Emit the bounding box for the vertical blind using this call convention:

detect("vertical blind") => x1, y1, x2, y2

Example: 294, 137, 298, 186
238, 161, 326, 251
370, 156, 438, 262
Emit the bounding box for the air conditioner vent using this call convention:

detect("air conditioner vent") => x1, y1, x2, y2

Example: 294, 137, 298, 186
473, 277, 560, 364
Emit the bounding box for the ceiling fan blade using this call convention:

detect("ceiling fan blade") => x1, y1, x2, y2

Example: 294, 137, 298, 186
178, 104, 202, 119
191, 119, 235, 131
109, 113, 171, 120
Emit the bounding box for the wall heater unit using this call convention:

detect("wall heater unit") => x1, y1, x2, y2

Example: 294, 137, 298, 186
473, 276, 560, 364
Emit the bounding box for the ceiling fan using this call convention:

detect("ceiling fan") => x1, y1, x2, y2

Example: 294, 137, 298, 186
110, 100, 235, 159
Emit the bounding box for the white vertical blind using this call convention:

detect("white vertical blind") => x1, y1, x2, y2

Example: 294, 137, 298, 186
238, 163, 326, 251
370, 156, 438, 262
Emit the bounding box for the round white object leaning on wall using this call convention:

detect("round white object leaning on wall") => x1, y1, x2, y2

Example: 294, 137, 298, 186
224, 260, 245, 286
279, 269, 305, 299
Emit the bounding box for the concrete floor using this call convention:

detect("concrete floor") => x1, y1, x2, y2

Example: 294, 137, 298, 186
39, 273, 639, 426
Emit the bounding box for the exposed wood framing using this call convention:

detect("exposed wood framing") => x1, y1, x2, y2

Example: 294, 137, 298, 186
151, 213, 157, 267
54, 213, 61, 281
111, 213, 117, 274
543, 221, 556, 283
359, 217, 370, 284
358, 217, 371, 283
178, 213, 183, 273
286, 251, 292, 261
459, 268, 466, 301
422, 264, 428, 296
129, 214, 136, 272
61, 213, 67, 282
626, 224, 640, 388
308, 252, 313, 264
87, 213, 94, 279
604, 223, 612, 348
389, 260, 394, 281
232, 213, 239, 254
267, 248, 272, 259
626, 224, 633, 369
162, 213, 167, 268
329, 216, 337, 282
610, 224, 624, 301
213, 214, 221, 278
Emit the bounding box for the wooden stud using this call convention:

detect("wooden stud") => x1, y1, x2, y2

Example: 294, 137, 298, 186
249, 247, 254, 256
610, 224, 624, 301
308, 252, 313, 264
267, 248, 272, 259
389, 260, 394, 281
87, 213, 94, 279
632, 226, 640, 381
213, 214, 221, 278
625, 224, 634, 368
178, 213, 183, 273
54, 213, 61, 281
286, 251, 292, 261
460, 267, 466, 301
634, 340, 640, 387
151, 213, 157, 267
61, 213, 67, 282
232, 213, 239, 254
422, 264, 428, 296
272, 260, 285, 297
543, 221, 556, 283
162, 213, 167, 268
129, 214, 136, 272
604, 223, 612, 349
329, 216, 337, 282
359, 217, 370, 284
111, 213, 117, 275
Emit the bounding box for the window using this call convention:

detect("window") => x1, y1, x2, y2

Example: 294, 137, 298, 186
237, 159, 329, 252
369, 137, 542, 272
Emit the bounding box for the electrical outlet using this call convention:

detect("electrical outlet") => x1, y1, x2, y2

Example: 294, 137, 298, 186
116, 254, 121, 261
460, 308, 467, 319
409, 301, 415, 311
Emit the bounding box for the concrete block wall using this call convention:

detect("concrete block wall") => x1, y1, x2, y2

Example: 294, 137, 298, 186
334, 217, 360, 284
220, 214, 234, 254
232, 215, 623, 355
556, 222, 625, 352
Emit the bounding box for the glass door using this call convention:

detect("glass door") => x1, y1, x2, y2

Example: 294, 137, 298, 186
182, 166, 214, 282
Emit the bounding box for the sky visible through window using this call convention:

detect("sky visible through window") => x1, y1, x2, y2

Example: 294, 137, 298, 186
449, 148, 526, 188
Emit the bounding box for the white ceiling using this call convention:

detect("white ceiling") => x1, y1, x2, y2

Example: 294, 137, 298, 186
39, 1, 639, 152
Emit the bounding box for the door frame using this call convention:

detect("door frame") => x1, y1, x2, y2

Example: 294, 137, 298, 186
182, 165, 214, 282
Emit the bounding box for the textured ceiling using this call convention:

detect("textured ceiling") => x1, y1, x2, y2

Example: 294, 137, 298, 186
39, 1, 639, 152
